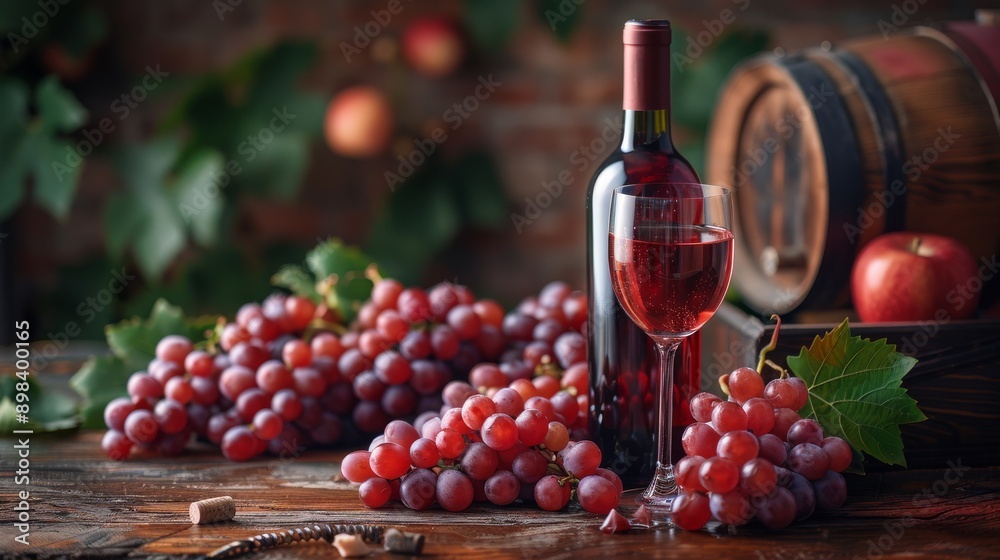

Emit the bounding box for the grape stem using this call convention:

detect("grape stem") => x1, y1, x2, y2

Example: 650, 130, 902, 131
756, 315, 782, 374
364, 263, 384, 284
763, 359, 789, 378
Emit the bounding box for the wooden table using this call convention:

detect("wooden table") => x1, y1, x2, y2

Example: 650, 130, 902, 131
2, 432, 999, 559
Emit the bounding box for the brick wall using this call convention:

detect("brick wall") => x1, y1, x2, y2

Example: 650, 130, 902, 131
15, 0, 989, 313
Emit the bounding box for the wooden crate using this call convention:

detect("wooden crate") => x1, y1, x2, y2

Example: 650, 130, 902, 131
701, 304, 1000, 469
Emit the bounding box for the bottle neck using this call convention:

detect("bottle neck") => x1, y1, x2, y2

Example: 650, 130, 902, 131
621, 39, 673, 152
620, 109, 674, 152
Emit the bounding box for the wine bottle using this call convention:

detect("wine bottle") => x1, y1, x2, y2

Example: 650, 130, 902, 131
586, 19, 702, 488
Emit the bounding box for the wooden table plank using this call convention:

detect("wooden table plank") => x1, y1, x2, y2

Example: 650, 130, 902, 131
2, 432, 999, 559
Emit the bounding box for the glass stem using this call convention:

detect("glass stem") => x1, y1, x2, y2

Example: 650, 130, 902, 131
654, 338, 684, 470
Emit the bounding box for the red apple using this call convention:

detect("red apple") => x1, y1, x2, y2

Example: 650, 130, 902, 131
324, 85, 394, 158
851, 232, 981, 322
401, 18, 464, 78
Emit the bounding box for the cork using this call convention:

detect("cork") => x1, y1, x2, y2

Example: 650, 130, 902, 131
384, 528, 425, 555
189, 496, 236, 525
332, 533, 370, 557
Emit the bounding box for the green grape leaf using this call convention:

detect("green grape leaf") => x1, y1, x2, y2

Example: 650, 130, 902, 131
70, 298, 219, 427
35, 75, 88, 133
104, 298, 218, 365
787, 319, 927, 467
0, 377, 79, 433
32, 135, 82, 218
109, 139, 226, 279
271, 264, 320, 302
69, 354, 137, 429
0, 76, 86, 221
304, 239, 374, 323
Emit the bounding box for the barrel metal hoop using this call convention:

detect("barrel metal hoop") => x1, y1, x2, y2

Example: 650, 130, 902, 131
833, 49, 908, 233
779, 55, 867, 310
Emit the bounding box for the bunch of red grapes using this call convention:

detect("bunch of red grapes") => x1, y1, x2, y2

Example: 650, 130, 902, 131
100, 277, 590, 464
670, 368, 850, 530
342, 394, 622, 514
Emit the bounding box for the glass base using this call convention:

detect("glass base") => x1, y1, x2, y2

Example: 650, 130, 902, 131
620, 463, 679, 527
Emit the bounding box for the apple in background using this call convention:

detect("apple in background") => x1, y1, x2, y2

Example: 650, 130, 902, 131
401, 17, 465, 78
323, 85, 394, 158
851, 232, 981, 322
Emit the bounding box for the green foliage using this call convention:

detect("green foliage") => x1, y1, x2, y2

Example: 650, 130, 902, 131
535, 0, 584, 42
671, 26, 769, 176
70, 299, 218, 428
165, 40, 325, 200
104, 138, 225, 280
272, 239, 374, 323
788, 319, 927, 467
464, 0, 519, 51
0, 76, 87, 220
0, 375, 79, 433
367, 150, 508, 283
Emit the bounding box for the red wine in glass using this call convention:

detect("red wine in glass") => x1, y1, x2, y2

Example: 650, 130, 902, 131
610, 225, 733, 336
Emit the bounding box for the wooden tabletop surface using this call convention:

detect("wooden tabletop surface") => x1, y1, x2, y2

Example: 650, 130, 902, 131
2, 431, 999, 560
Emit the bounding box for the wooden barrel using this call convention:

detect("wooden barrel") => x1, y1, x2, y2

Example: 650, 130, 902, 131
706, 16, 1000, 315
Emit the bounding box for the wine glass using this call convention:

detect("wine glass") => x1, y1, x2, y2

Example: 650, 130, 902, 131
608, 183, 734, 522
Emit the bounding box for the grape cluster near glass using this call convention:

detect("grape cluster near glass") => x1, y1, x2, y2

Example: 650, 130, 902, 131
668, 368, 849, 530
100, 277, 590, 464
343, 400, 622, 514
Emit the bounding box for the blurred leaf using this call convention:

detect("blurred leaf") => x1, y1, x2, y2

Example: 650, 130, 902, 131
305, 239, 374, 322
105, 298, 217, 365
104, 193, 140, 258
133, 191, 187, 280
56, 5, 108, 56
368, 173, 461, 281
172, 150, 225, 246
535, 0, 583, 42
464, 0, 519, 51
111, 138, 227, 279
238, 134, 310, 199
36, 75, 88, 133
32, 135, 81, 218
672, 27, 768, 132
69, 354, 135, 428
167, 40, 323, 203
0, 379, 79, 433
272, 264, 320, 302
245, 42, 318, 110
450, 150, 508, 228
0, 76, 85, 220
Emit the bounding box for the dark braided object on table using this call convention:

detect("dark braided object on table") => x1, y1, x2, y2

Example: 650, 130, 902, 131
207, 523, 385, 558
